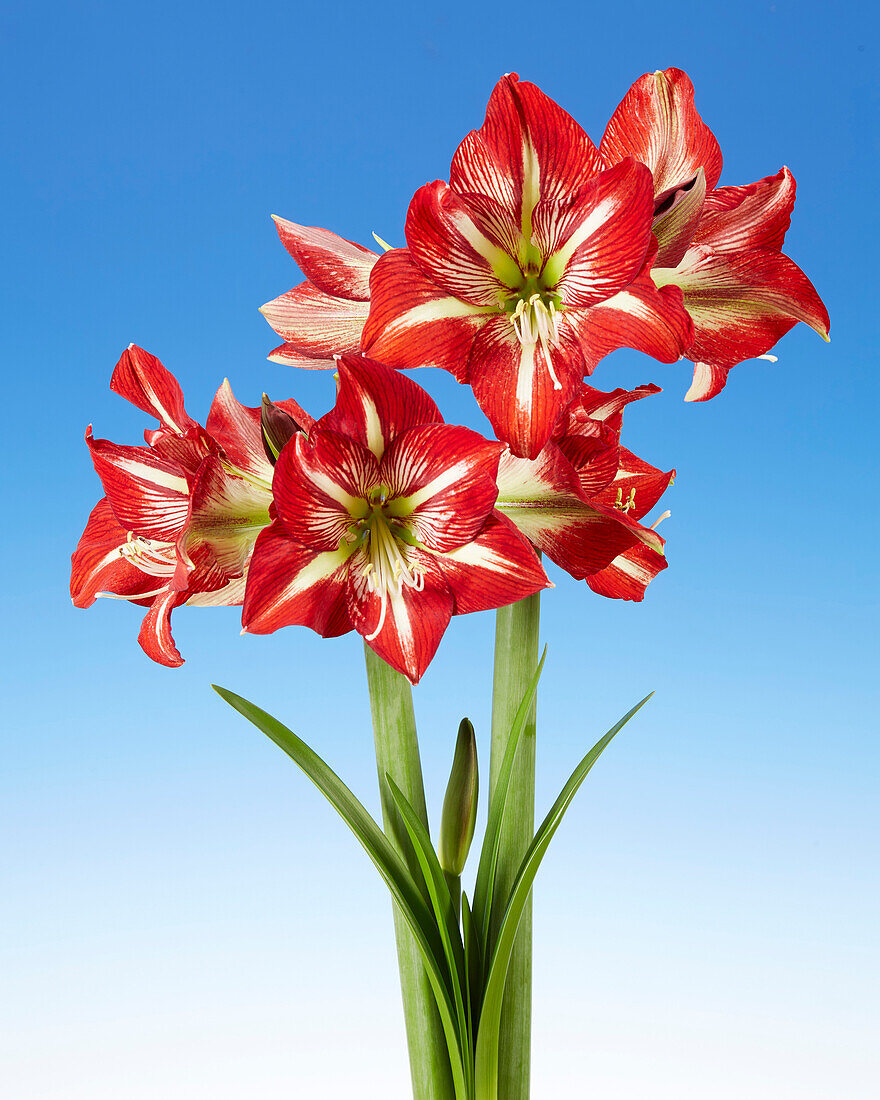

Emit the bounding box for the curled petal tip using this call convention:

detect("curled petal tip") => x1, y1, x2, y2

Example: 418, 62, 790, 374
240, 627, 248, 636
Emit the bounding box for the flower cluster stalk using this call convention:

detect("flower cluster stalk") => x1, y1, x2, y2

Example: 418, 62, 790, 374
364, 642, 456, 1100
489, 592, 542, 1100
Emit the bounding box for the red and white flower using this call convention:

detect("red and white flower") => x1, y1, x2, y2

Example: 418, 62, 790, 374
70, 345, 310, 666
363, 74, 693, 459
601, 68, 830, 400
242, 354, 550, 683
260, 217, 379, 368
495, 381, 673, 601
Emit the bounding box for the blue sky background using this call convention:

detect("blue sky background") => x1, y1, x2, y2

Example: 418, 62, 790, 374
2, 0, 878, 1095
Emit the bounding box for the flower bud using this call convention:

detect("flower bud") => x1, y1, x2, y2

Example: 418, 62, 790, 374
261, 394, 304, 463
438, 718, 479, 877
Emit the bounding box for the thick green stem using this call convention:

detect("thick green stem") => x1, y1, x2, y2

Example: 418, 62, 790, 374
364, 643, 456, 1100
489, 594, 541, 1100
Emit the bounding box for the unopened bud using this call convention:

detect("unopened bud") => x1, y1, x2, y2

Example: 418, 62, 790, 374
261, 394, 304, 464
438, 718, 479, 877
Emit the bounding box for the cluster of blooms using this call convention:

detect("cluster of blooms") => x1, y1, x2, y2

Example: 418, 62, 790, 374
71, 69, 828, 683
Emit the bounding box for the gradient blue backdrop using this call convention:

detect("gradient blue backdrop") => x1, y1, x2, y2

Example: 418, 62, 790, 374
3, 1, 877, 1096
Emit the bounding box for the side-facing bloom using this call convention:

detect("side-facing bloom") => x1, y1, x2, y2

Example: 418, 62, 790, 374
363, 73, 693, 459
259, 217, 379, 367
70, 344, 310, 666
242, 354, 550, 683
600, 67, 830, 400
494, 381, 673, 601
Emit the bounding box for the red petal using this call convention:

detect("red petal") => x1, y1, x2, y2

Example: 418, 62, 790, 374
271, 216, 377, 300
495, 444, 640, 578
362, 249, 491, 382
205, 381, 273, 479
70, 498, 164, 607
86, 429, 191, 541
272, 430, 377, 551
562, 381, 662, 431
242, 522, 353, 638
260, 281, 369, 357
406, 181, 520, 304
659, 245, 830, 369
684, 361, 732, 402
651, 167, 707, 268
586, 541, 668, 602
137, 586, 186, 667
593, 449, 674, 521
693, 167, 796, 252
266, 344, 336, 369
110, 345, 196, 435
600, 68, 723, 196
438, 512, 550, 614
318, 353, 444, 457
181, 454, 273, 577
561, 254, 694, 372
450, 74, 603, 248
382, 424, 501, 553
469, 315, 584, 459
540, 159, 654, 308
347, 550, 452, 685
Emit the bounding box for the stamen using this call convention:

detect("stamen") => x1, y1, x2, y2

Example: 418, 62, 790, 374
650, 510, 671, 530
509, 293, 563, 390
363, 512, 425, 641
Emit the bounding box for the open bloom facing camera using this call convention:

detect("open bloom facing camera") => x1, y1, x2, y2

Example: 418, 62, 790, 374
242, 354, 549, 682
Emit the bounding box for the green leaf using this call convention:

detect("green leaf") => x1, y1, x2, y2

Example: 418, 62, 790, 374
471, 647, 546, 957
461, 891, 483, 1046
386, 775, 472, 1098
212, 685, 467, 1095
473, 693, 653, 1100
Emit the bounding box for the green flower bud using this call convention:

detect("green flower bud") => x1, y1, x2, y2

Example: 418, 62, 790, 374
261, 394, 304, 464
438, 718, 479, 877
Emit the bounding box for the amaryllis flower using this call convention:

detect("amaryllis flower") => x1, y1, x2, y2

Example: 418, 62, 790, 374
259, 217, 379, 368
600, 67, 830, 400
494, 381, 673, 601
242, 354, 549, 683
70, 344, 311, 666
362, 73, 693, 460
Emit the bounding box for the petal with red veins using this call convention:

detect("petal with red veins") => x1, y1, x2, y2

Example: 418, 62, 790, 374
469, 315, 585, 460
382, 424, 501, 553
205, 381, 274, 480
684, 361, 733, 402
561, 256, 694, 372
110, 345, 196, 434
600, 68, 723, 196
438, 512, 550, 614
347, 550, 452, 685
272, 430, 376, 550
242, 522, 353, 638
555, 433, 620, 497
86, 429, 191, 541
495, 444, 639, 577
271, 216, 377, 300
655, 245, 830, 370
693, 167, 796, 253
267, 344, 336, 369
593, 450, 675, 521
362, 249, 492, 382
70, 498, 165, 607
145, 426, 214, 479
652, 167, 707, 268
138, 586, 186, 667
260, 281, 369, 357
406, 181, 522, 304
181, 455, 272, 576
586, 541, 668, 602
563, 382, 663, 429
540, 159, 654, 307
450, 74, 603, 250
318, 353, 444, 458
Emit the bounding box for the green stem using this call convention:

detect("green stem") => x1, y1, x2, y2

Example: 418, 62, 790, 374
364, 643, 456, 1100
488, 594, 541, 1100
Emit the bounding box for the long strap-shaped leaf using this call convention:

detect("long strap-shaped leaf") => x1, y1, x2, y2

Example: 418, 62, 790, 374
471, 648, 546, 960
386, 775, 472, 1099
473, 693, 653, 1100
213, 686, 468, 1094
